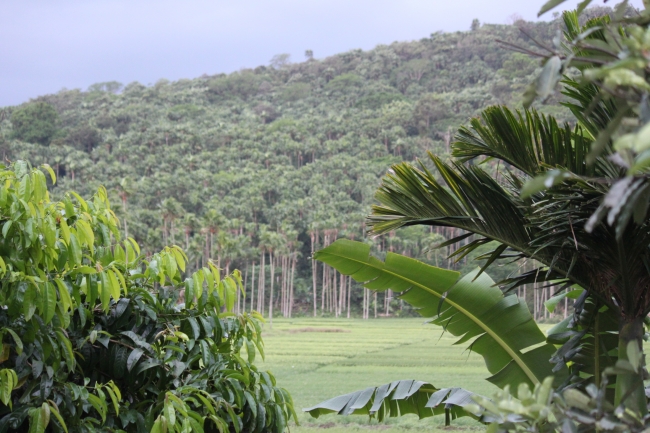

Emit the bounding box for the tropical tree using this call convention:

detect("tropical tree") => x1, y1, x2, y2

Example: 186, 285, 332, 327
308, 4, 650, 429
0, 161, 296, 432
10, 101, 59, 145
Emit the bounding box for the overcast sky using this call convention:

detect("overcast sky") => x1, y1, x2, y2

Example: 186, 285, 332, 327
0, 0, 641, 107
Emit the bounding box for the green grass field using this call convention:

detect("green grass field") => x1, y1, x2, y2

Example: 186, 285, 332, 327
257, 318, 502, 432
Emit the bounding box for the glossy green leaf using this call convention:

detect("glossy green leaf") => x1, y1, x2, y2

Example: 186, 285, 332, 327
87, 393, 107, 423
538, 0, 568, 16
315, 239, 563, 389
42, 282, 57, 324
3, 328, 23, 355
54, 278, 72, 312
68, 233, 81, 266
126, 348, 144, 372
55, 330, 75, 372
59, 218, 70, 245
47, 401, 68, 433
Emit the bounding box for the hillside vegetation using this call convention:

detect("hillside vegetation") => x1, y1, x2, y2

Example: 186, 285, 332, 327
0, 13, 589, 317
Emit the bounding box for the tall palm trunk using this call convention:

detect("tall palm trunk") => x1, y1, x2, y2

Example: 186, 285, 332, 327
250, 262, 256, 312
268, 251, 274, 327
311, 231, 318, 316
289, 254, 296, 318
347, 276, 351, 319
258, 251, 265, 316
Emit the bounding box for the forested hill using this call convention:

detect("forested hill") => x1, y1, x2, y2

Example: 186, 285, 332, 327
0, 13, 588, 316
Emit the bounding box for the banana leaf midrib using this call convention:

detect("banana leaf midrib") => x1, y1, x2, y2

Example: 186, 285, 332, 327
316, 247, 542, 385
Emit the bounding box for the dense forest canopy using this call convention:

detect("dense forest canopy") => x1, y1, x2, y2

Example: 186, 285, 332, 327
0, 11, 611, 317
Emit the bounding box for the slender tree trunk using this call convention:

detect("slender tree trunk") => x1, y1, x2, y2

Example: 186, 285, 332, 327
269, 251, 274, 327
339, 273, 345, 317
321, 264, 326, 313
259, 252, 265, 316
363, 289, 367, 320
280, 255, 284, 317
204, 234, 209, 268
332, 270, 338, 317
250, 262, 256, 312
523, 284, 527, 313
311, 232, 318, 316
289, 254, 296, 318
347, 277, 351, 319
374, 292, 377, 318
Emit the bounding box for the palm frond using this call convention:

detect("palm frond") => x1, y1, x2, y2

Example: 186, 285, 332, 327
370, 155, 534, 267
453, 106, 593, 177
369, 152, 590, 291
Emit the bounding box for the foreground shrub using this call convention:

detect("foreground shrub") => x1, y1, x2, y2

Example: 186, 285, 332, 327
0, 161, 296, 432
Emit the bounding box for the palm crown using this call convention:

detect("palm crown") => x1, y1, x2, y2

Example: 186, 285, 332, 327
369, 85, 650, 323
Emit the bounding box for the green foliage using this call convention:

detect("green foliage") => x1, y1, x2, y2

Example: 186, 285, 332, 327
308, 3, 650, 430
207, 72, 260, 101
167, 104, 205, 122
0, 161, 295, 432
87, 82, 123, 94
498, 53, 538, 80
10, 102, 59, 145
279, 83, 310, 102
0, 15, 570, 318
470, 344, 650, 432
66, 124, 101, 152
304, 380, 480, 423
412, 94, 452, 134
326, 73, 363, 92
355, 92, 405, 110
314, 240, 562, 391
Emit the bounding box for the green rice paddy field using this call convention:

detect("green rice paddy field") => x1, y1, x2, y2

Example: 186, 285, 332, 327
257, 318, 507, 433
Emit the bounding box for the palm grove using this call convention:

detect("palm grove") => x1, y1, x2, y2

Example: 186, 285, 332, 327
0, 14, 591, 321
306, 2, 650, 431
3, 0, 650, 431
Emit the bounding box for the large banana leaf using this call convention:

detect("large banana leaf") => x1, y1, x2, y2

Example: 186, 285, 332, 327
304, 379, 482, 424
313, 239, 566, 390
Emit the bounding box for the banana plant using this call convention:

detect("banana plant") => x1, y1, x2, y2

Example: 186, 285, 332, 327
304, 380, 481, 426
306, 239, 566, 425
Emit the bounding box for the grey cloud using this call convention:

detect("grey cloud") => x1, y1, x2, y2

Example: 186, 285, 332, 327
1, 0, 642, 106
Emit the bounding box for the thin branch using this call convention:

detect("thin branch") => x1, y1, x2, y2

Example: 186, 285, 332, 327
571, 56, 609, 65
568, 216, 579, 250
496, 38, 610, 66
518, 27, 557, 54
495, 39, 548, 58
577, 42, 619, 58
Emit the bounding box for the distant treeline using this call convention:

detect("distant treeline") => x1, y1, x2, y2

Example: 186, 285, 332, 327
1, 8, 615, 318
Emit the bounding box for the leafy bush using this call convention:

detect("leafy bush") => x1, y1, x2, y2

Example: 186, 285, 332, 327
10, 102, 59, 145
326, 73, 362, 92
279, 83, 310, 102
0, 161, 296, 432
66, 124, 102, 152
469, 343, 649, 432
